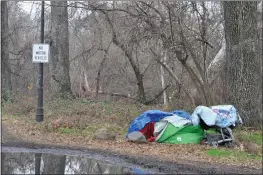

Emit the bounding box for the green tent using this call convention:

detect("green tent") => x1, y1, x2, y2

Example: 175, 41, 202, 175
156, 123, 204, 144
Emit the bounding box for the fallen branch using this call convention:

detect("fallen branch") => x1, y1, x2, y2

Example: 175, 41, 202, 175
97, 92, 137, 101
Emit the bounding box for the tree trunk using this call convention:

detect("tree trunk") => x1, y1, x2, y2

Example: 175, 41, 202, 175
95, 28, 107, 98
160, 50, 168, 105
113, 37, 146, 104
83, 68, 91, 92
207, 41, 226, 85
224, 1, 262, 127
154, 55, 196, 107
35, 153, 42, 174
177, 14, 215, 106
50, 1, 72, 99
1, 1, 12, 102
136, 71, 146, 104
95, 51, 107, 98
104, 11, 147, 104
1, 153, 6, 174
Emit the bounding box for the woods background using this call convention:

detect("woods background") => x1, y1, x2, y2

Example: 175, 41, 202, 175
1, 1, 262, 128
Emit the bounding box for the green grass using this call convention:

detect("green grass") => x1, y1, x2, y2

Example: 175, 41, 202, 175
58, 127, 73, 134
234, 130, 262, 145
207, 148, 262, 161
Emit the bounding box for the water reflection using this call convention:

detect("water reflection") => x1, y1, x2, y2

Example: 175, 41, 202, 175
1, 152, 134, 174
35, 153, 41, 175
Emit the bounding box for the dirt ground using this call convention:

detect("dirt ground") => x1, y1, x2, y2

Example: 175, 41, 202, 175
2, 123, 262, 174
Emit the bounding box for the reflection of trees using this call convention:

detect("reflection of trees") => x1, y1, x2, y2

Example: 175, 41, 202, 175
43, 154, 66, 174
1, 153, 6, 174
1, 152, 35, 174
2, 152, 124, 174
65, 156, 123, 174
35, 153, 42, 175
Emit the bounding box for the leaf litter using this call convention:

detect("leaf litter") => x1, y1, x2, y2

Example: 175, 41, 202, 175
2, 116, 262, 170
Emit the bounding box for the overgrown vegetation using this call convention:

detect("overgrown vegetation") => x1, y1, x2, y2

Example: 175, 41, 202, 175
234, 129, 262, 145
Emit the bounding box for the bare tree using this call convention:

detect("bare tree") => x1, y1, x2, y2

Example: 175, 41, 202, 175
224, 1, 262, 127
102, 10, 147, 104
160, 49, 168, 105
95, 41, 111, 98
1, 1, 12, 102
50, 1, 73, 98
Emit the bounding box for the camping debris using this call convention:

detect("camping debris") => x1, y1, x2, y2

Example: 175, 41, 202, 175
127, 131, 147, 143
126, 105, 243, 148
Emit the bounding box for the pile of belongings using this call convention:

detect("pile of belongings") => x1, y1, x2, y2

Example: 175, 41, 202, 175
126, 105, 242, 144
191, 105, 243, 128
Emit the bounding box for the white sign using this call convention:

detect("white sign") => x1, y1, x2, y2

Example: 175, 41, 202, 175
32, 44, 50, 63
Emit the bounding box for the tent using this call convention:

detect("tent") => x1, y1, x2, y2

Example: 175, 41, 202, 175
156, 123, 204, 144
126, 105, 241, 145
127, 110, 205, 144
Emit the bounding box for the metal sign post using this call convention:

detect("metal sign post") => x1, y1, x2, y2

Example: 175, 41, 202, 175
36, 1, 45, 122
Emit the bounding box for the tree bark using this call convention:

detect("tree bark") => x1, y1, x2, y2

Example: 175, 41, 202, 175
224, 1, 262, 127
50, 1, 72, 99
1, 1, 12, 102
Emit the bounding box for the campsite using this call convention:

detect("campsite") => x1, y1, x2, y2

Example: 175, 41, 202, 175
1, 1, 262, 174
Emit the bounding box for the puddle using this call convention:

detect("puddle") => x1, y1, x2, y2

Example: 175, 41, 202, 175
2, 146, 260, 174
1, 147, 155, 174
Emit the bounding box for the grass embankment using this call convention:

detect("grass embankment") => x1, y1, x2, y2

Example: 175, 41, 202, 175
2, 97, 163, 138
2, 97, 262, 168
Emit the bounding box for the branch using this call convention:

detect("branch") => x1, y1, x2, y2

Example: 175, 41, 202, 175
144, 85, 170, 105
70, 45, 97, 62
177, 17, 206, 82
150, 48, 195, 106
167, 5, 175, 46
97, 92, 137, 101
207, 42, 226, 84
139, 1, 165, 24
196, 38, 214, 48
141, 62, 153, 76
9, 48, 28, 56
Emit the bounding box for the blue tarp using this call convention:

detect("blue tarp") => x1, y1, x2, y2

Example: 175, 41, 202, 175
127, 110, 191, 135
172, 110, 191, 120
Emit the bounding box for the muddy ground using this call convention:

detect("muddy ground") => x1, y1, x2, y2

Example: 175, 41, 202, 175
1, 125, 262, 174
